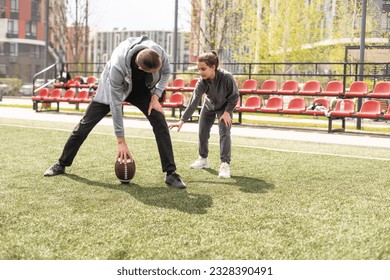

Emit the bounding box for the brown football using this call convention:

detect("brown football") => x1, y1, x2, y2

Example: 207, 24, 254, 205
115, 158, 136, 184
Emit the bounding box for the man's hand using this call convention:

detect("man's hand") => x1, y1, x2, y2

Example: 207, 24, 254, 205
148, 93, 165, 115
219, 111, 232, 128
168, 120, 185, 132
116, 136, 134, 163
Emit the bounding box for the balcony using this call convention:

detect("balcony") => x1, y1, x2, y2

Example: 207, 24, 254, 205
6, 33, 19, 38
26, 34, 37, 40
31, 14, 41, 22
10, 11, 19, 19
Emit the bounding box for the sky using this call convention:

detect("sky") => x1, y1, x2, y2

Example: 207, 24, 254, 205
84, 0, 191, 32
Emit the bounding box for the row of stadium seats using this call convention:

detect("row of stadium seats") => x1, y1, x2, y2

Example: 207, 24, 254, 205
167, 78, 390, 98
233, 95, 390, 132
49, 75, 390, 99
54, 76, 98, 90
32, 77, 390, 133
235, 96, 388, 118
32, 88, 94, 112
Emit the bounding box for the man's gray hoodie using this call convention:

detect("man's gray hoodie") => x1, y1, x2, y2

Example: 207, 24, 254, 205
93, 36, 171, 137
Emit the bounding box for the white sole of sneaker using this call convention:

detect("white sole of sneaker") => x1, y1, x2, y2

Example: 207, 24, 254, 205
190, 165, 210, 169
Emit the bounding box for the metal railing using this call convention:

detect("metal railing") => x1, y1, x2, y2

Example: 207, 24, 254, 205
172, 62, 390, 89
36, 61, 389, 90
32, 61, 390, 131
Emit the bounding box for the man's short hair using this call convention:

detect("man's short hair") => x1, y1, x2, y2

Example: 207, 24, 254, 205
137, 49, 162, 71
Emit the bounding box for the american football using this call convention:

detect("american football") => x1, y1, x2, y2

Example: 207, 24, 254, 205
115, 158, 136, 184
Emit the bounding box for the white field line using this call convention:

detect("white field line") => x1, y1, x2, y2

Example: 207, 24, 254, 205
2, 123, 390, 162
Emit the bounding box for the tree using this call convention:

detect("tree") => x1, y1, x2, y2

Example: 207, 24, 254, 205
192, 0, 386, 64
191, 0, 249, 61
65, 0, 90, 63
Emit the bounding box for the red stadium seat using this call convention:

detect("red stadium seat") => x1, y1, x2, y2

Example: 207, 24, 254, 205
322, 81, 344, 97
344, 81, 368, 98
368, 81, 390, 99
42, 89, 62, 102
183, 78, 199, 92
355, 100, 381, 119
328, 99, 355, 117
86, 76, 98, 90
257, 79, 278, 95
237, 95, 261, 112
305, 98, 330, 116
162, 92, 184, 108
162, 92, 185, 118
86, 76, 96, 85
277, 80, 299, 95
282, 97, 306, 114
299, 80, 321, 96
166, 78, 186, 91
57, 89, 76, 102
239, 79, 258, 94
31, 88, 49, 101
327, 99, 355, 133
69, 90, 90, 103
259, 96, 283, 113
65, 76, 82, 88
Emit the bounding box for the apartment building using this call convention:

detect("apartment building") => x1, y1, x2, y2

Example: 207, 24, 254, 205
90, 29, 190, 74
0, 0, 66, 83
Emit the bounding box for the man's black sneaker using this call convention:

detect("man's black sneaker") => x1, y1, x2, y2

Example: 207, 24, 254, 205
165, 172, 186, 189
44, 163, 65, 176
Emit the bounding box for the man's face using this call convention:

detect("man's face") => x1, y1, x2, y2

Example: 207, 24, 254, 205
138, 64, 161, 73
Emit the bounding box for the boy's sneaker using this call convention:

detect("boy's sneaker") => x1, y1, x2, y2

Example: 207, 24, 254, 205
218, 162, 231, 179
44, 163, 65, 176
190, 157, 209, 169
165, 172, 186, 189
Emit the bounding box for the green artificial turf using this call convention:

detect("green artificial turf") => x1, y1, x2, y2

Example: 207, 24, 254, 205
0, 118, 389, 260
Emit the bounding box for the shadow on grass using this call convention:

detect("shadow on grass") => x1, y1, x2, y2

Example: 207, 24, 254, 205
65, 174, 213, 214
199, 168, 275, 193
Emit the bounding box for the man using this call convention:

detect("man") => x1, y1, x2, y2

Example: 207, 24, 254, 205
44, 36, 186, 189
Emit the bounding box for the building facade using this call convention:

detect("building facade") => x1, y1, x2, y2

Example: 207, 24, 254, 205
0, 0, 67, 83
90, 29, 190, 75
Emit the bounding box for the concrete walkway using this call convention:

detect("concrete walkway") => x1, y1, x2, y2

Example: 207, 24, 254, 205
1, 97, 390, 149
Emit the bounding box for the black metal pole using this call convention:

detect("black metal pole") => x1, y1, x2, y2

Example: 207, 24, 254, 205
173, 0, 178, 80
84, 0, 88, 76
44, 0, 49, 82
357, 0, 367, 130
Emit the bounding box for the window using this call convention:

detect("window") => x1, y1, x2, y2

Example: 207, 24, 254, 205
10, 43, 18, 56
0, 0, 5, 18
33, 45, 40, 58
25, 21, 37, 37
115, 33, 121, 47
31, 0, 41, 20
7, 19, 18, 35
166, 33, 172, 56
0, 64, 6, 77
10, 0, 19, 12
